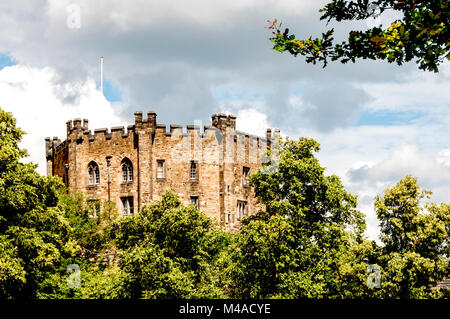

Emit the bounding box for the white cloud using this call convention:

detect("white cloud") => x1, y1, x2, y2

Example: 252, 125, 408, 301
278, 120, 450, 242
342, 143, 450, 241
438, 148, 450, 167
223, 108, 272, 138
46, 0, 322, 29
0, 64, 124, 175
348, 144, 450, 188
239, 109, 269, 136
358, 68, 450, 114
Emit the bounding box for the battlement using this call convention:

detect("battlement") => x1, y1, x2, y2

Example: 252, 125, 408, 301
48, 110, 278, 159
66, 118, 89, 135
44, 136, 63, 158
134, 110, 156, 128
80, 125, 134, 142
211, 113, 236, 131
63, 110, 273, 139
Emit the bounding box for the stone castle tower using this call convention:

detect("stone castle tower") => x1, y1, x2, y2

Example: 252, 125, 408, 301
45, 110, 278, 230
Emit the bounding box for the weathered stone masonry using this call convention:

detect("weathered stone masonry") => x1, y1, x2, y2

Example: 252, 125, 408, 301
45, 111, 278, 231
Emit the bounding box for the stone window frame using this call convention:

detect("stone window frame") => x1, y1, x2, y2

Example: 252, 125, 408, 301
237, 200, 247, 221
87, 199, 101, 218
156, 159, 165, 180
190, 195, 199, 209
121, 157, 134, 184
242, 166, 250, 188
190, 160, 198, 181
121, 196, 134, 216
88, 161, 100, 186
225, 211, 234, 224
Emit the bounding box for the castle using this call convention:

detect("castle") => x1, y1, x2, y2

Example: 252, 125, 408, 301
45, 111, 279, 230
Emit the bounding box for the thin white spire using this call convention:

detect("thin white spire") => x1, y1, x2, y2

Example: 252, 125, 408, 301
100, 56, 104, 94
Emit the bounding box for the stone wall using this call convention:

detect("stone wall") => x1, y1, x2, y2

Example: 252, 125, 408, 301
45, 110, 274, 231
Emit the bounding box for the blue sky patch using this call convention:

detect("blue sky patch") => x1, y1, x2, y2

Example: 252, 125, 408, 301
97, 78, 123, 102
357, 110, 423, 126
0, 53, 18, 69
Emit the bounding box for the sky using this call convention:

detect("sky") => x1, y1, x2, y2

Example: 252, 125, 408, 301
0, 0, 449, 242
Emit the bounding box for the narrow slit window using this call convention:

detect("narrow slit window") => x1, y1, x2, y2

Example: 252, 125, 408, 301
128, 164, 133, 182
89, 167, 94, 185
226, 212, 234, 224
122, 164, 128, 182
121, 197, 134, 216
87, 200, 100, 218
242, 167, 250, 187
157, 160, 165, 179
95, 166, 100, 184
237, 201, 247, 220
190, 161, 197, 180
190, 196, 199, 209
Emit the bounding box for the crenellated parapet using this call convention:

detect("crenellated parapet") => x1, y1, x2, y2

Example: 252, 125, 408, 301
45, 136, 63, 159
63, 123, 136, 143
211, 113, 236, 132
50, 111, 278, 157
66, 118, 89, 136
134, 110, 157, 130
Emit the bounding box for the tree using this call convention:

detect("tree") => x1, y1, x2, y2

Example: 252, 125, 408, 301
58, 192, 118, 258
373, 175, 449, 298
267, 0, 450, 72
108, 191, 231, 298
0, 107, 79, 299
226, 137, 374, 298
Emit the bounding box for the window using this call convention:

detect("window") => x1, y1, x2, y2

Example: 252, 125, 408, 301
190, 161, 197, 180
157, 160, 165, 179
237, 201, 247, 220
88, 161, 100, 186
121, 158, 133, 183
226, 212, 233, 224
242, 167, 250, 187
87, 199, 100, 218
190, 196, 199, 208
121, 197, 134, 216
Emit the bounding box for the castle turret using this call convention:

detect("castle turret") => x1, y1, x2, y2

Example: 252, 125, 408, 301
211, 113, 236, 132
73, 118, 82, 130
82, 119, 89, 130
134, 111, 143, 127
66, 120, 72, 137
147, 111, 156, 128
45, 137, 52, 175
266, 128, 272, 149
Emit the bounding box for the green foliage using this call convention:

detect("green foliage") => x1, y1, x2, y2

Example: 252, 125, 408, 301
373, 175, 449, 298
250, 138, 366, 238
58, 192, 118, 255
108, 191, 232, 298
226, 137, 373, 298
0, 108, 27, 171
1, 108, 448, 299
267, 0, 450, 72
0, 107, 79, 299
0, 235, 26, 299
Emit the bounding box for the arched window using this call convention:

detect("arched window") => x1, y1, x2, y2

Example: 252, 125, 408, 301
88, 161, 100, 186
121, 158, 133, 183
